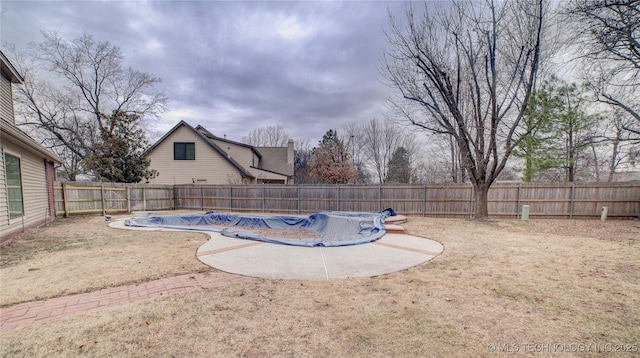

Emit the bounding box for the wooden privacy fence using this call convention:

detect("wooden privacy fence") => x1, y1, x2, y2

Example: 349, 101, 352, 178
174, 182, 640, 219
54, 182, 174, 217
53, 182, 639, 218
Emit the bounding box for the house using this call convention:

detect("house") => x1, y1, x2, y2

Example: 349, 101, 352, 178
145, 121, 294, 185
1, 50, 61, 243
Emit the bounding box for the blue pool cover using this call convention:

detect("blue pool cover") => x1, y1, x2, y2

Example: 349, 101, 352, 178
125, 209, 397, 247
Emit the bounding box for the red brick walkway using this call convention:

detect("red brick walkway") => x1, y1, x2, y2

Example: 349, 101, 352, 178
0, 271, 252, 334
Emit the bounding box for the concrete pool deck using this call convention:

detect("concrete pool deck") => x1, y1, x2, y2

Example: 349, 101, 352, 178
109, 217, 444, 280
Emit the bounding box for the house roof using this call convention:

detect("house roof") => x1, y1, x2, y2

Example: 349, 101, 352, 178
1, 119, 62, 163
145, 121, 254, 178
256, 146, 293, 176
194, 125, 263, 159
249, 165, 290, 178
0, 50, 24, 84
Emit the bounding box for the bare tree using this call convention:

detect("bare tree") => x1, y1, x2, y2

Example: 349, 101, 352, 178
383, 0, 545, 219
33, 32, 166, 122
414, 158, 451, 184
10, 32, 167, 180
242, 125, 290, 147
341, 121, 371, 183
293, 138, 317, 184
422, 132, 468, 183
603, 109, 639, 181
567, 0, 640, 135
359, 118, 417, 183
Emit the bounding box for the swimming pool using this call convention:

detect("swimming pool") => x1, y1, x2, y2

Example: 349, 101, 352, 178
125, 209, 396, 247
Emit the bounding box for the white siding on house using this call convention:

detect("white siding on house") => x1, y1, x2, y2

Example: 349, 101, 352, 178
147, 125, 242, 185
1, 140, 49, 237
0, 73, 14, 123
0, 147, 7, 231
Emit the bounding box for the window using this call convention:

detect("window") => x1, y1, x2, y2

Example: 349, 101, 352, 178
4, 153, 23, 219
174, 142, 195, 160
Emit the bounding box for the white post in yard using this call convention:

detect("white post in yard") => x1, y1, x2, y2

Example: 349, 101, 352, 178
521, 205, 530, 221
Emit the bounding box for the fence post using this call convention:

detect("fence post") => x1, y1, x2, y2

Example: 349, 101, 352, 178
297, 185, 301, 215
126, 186, 131, 213
378, 185, 382, 211
62, 182, 69, 218
229, 186, 233, 212
173, 186, 178, 210
469, 185, 474, 219
171, 186, 175, 210
100, 184, 106, 216
423, 185, 427, 217
516, 183, 522, 219
142, 186, 147, 212
200, 184, 204, 211
263, 185, 266, 213
336, 186, 340, 211
569, 183, 575, 219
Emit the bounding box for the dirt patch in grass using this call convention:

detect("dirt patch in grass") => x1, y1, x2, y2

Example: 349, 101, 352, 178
1, 216, 639, 357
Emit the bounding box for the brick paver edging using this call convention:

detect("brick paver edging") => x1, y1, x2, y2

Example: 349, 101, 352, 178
0, 271, 252, 334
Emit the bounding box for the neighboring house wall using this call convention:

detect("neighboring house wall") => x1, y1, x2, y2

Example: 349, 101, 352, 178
1, 139, 54, 241
210, 138, 256, 169
256, 143, 294, 176
146, 125, 242, 185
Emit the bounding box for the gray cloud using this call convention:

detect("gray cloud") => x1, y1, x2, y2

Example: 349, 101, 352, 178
1, 0, 408, 143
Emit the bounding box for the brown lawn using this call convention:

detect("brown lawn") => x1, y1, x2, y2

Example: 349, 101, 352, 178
1, 214, 639, 357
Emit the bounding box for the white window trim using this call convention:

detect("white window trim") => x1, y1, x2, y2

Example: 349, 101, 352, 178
3, 149, 25, 225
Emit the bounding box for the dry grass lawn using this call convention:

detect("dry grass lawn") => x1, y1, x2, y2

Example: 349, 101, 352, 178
1, 214, 639, 357
0, 214, 210, 307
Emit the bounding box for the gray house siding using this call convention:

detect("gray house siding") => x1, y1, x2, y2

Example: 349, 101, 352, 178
1, 140, 52, 240
0, 73, 14, 123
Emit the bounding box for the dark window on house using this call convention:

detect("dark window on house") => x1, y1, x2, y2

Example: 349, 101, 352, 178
174, 142, 195, 160
4, 153, 24, 219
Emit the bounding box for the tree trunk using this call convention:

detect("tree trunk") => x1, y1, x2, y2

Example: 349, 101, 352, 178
473, 182, 490, 220
450, 137, 457, 183
590, 143, 600, 182
608, 137, 620, 182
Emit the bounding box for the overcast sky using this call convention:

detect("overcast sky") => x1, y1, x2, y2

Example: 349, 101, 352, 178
2, 0, 410, 144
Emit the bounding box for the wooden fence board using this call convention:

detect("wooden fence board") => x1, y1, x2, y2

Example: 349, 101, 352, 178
54, 182, 174, 216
